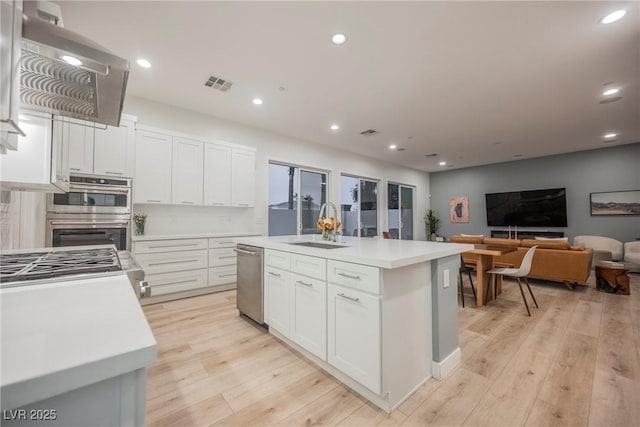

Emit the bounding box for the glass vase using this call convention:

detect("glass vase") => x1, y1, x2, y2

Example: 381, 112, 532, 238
322, 230, 330, 240
135, 222, 145, 236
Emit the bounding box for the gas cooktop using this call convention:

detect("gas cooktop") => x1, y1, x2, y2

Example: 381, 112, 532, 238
0, 247, 122, 285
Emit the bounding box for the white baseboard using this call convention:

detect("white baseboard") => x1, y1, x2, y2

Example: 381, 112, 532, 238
431, 347, 461, 380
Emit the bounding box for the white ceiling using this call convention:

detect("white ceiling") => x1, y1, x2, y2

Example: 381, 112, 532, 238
58, 1, 639, 172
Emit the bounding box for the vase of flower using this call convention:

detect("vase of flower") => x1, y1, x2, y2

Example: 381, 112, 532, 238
133, 213, 147, 236
322, 230, 330, 240
317, 216, 341, 241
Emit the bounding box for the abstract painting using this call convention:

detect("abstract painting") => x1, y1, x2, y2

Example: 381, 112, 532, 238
590, 190, 640, 216
450, 196, 469, 223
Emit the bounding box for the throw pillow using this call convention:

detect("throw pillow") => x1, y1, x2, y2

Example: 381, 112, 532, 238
534, 236, 569, 243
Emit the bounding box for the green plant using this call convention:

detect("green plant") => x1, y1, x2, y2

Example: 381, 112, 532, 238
424, 209, 440, 237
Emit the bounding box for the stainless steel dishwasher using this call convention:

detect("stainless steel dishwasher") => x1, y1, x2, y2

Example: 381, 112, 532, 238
234, 244, 264, 324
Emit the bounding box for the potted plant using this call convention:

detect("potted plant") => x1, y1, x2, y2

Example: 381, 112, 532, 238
424, 209, 440, 241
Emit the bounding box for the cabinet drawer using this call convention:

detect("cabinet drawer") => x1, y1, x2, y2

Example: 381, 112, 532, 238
208, 237, 236, 249
327, 260, 380, 295
209, 248, 237, 267
265, 249, 291, 270
209, 266, 237, 286
136, 250, 208, 275
291, 254, 326, 281
145, 269, 208, 296
134, 238, 208, 254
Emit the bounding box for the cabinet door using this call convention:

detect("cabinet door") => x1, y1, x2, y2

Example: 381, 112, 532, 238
134, 131, 172, 204
327, 283, 381, 394
171, 137, 204, 205
65, 120, 93, 175
203, 143, 231, 206
291, 273, 327, 360
94, 120, 134, 177
231, 149, 255, 207
265, 266, 290, 338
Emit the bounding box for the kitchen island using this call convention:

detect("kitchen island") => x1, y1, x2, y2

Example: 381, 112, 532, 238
234, 235, 473, 412
0, 274, 156, 426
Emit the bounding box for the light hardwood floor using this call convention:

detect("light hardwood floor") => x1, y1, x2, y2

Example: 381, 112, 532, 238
143, 273, 640, 426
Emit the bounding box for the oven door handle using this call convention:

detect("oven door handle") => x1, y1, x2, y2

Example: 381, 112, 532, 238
68, 186, 131, 194
50, 220, 130, 226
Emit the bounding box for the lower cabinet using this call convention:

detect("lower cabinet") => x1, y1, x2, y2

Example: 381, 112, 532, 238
291, 273, 327, 360
265, 266, 290, 337
327, 283, 381, 394
145, 268, 208, 296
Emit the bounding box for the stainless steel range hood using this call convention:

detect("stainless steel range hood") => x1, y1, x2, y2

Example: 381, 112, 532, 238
20, 2, 129, 127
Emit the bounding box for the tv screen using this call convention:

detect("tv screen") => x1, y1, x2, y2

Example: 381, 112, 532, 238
485, 188, 568, 227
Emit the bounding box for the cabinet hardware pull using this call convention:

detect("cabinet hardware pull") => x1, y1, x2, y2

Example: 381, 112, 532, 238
105, 171, 124, 175
211, 202, 225, 206
239, 203, 250, 206
219, 273, 236, 277
148, 259, 197, 266
147, 199, 161, 203
338, 272, 361, 280
219, 255, 236, 259
158, 278, 197, 286
296, 280, 313, 287
337, 293, 360, 303
268, 272, 281, 277
181, 201, 195, 204
233, 248, 258, 255
148, 243, 199, 248
70, 167, 81, 171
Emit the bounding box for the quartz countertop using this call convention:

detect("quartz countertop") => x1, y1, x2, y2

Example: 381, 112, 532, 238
0, 274, 157, 409
132, 231, 262, 242
234, 235, 473, 269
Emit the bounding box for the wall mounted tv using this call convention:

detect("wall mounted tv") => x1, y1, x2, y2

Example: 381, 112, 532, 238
485, 188, 568, 227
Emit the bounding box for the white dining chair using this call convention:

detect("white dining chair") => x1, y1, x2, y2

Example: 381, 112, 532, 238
487, 245, 539, 316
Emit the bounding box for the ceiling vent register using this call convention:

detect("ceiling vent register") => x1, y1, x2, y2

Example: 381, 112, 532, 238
204, 75, 233, 92
360, 129, 379, 136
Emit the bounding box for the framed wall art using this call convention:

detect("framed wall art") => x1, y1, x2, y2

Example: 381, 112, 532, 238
450, 196, 469, 223
590, 190, 640, 216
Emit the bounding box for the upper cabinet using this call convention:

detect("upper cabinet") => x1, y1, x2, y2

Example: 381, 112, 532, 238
0, 0, 24, 152
134, 130, 173, 204
0, 111, 69, 192
66, 117, 136, 177
134, 126, 256, 208
172, 138, 204, 205
231, 149, 255, 207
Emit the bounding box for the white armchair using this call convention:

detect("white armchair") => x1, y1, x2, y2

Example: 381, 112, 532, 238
574, 235, 624, 266
624, 241, 640, 270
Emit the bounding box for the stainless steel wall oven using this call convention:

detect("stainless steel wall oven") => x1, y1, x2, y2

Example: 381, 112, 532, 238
46, 175, 132, 250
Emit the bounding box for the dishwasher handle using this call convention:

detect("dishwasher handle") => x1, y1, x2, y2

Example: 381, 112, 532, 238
234, 248, 260, 255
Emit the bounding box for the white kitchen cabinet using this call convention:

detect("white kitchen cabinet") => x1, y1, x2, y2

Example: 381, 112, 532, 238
327, 283, 381, 394
134, 130, 172, 204
171, 137, 204, 205
265, 266, 291, 338
94, 120, 135, 177
291, 273, 327, 360
231, 149, 255, 207
0, 111, 69, 192
0, 0, 23, 151
203, 143, 231, 206
66, 117, 135, 177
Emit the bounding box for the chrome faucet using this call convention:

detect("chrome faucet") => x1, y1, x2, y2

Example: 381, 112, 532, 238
318, 202, 339, 241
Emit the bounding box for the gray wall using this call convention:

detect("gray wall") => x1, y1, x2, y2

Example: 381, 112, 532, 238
430, 143, 640, 243
431, 255, 460, 363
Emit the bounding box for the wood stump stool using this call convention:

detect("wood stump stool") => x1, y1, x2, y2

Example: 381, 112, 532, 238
595, 262, 630, 295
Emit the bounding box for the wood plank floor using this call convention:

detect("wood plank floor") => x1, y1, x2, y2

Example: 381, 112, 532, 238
143, 272, 640, 426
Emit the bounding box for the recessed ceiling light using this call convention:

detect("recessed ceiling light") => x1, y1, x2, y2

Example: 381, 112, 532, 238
332, 33, 346, 45
602, 88, 619, 96
389, 144, 397, 150
439, 161, 446, 166
330, 124, 339, 131
136, 58, 151, 68
61, 55, 82, 66
252, 98, 263, 105
601, 10, 626, 24
604, 132, 617, 139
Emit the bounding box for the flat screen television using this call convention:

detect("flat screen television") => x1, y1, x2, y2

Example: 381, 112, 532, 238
485, 188, 568, 227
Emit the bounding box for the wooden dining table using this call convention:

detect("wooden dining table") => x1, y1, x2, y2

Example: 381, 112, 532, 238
464, 244, 518, 307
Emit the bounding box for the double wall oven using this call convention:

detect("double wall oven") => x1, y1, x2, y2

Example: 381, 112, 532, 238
46, 175, 132, 250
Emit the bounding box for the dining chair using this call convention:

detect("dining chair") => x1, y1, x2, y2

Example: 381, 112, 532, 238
382, 231, 393, 239
487, 245, 539, 316
459, 255, 476, 307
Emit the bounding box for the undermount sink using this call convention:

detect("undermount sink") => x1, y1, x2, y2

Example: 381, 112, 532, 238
288, 242, 349, 249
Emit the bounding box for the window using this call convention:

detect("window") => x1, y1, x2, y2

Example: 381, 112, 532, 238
388, 183, 415, 240
268, 163, 328, 236
341, 175, 379, 237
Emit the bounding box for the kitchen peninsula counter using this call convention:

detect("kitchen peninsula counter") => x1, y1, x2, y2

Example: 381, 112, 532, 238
234, 234, 472, 412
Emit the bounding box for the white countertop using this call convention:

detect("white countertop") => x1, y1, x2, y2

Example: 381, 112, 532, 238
234, 235, 473, 269
0, 274, 157, 409
132, 231, 262, 242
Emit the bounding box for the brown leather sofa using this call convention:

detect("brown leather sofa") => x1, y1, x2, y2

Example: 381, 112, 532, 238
449, 235, 593, 287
